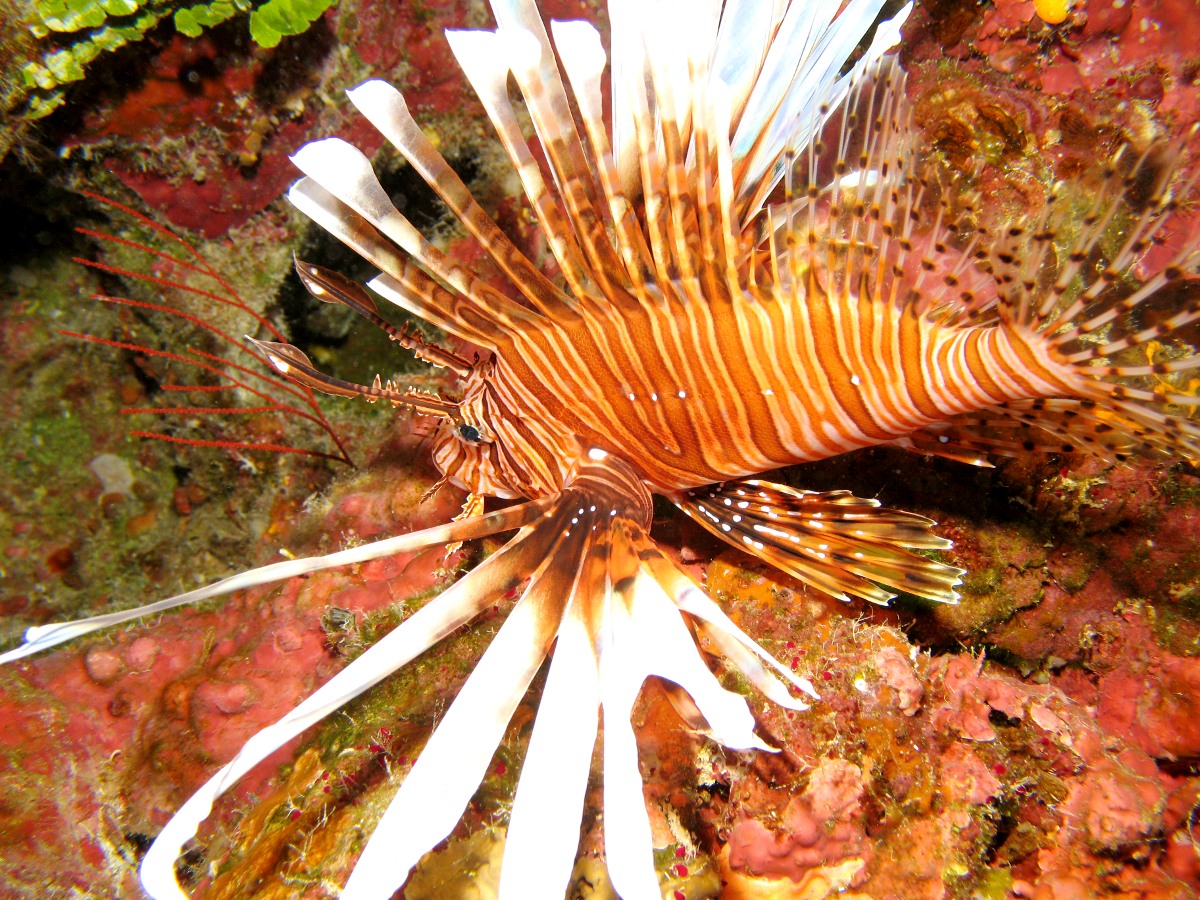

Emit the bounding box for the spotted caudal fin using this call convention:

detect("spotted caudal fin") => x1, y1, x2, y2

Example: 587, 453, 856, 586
675, 479, 964, 605
916, 141, 1200, 464
118, 453, 814, 900
1000, 138, 1200, 461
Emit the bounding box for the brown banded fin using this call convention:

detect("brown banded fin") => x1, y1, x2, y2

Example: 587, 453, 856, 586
445, 27, 597, 304
675, 479, 963, 605
294, 256, 379, 314
287, 163, 536, 350
246, 337, 458, 417
344, 80, 580, 325
296, 258, 474, 378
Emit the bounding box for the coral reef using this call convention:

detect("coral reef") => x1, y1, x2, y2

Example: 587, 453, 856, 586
1, 0, 1200, 898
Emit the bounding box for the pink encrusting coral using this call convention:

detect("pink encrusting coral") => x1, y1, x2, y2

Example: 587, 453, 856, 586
722, 757, 872, 888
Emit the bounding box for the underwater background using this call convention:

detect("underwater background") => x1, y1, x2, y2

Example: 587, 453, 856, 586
2, 0, 1200, 897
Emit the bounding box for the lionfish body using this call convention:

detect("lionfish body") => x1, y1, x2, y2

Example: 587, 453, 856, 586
6, 1, 1200, 898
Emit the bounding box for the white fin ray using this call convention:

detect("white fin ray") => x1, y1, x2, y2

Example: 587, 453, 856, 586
341, 533, 577, 899
607, 0, 652, 197
498, 24, 626, 294
290, 138, 417, 251
609, 0, 722, 196
498, 583, 602, 899
552, 18, 658, 301
736, 0, 912, 214
489, 0, 607, 219
694, 616, 814, 711
598, 535, 664, 900
600, 538, 772, 900
779, 2, 913, 171
731, 0, 844, 160
344, 79, 576, 321
711, 0, 788, 130
291, 140, 513, 318
600, 680, 659, 900
287, 179, 515, 346
643, 0, 722, 155
446, 28, 593, 298
0, 499, 548, 665
137, 506, 557, 900
366, 270, 495, 347
637, 541, 820, 703
629, 570, 773, 750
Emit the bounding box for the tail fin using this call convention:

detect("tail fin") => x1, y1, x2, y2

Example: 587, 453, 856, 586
938, 139, 1200, 463
790, 53, 1200, 464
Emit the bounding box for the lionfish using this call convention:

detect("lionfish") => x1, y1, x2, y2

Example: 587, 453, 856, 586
6, 0, 1200, 897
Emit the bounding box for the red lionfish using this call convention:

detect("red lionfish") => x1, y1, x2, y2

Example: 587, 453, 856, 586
6, 0, 1200, 897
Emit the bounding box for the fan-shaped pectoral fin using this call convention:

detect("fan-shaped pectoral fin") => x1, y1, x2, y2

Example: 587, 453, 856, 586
108, 449, 831, 900
674, 478, 964, 605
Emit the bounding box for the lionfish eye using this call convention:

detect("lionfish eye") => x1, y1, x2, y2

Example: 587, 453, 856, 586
457, 423, 483, 443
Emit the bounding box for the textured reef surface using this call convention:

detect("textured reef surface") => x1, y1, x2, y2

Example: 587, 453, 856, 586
2, 0, 1200, 897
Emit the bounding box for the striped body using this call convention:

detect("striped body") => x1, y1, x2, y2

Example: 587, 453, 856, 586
440, 275, 1090, 497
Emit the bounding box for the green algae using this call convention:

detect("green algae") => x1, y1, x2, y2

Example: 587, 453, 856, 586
15, 0, 338, 121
